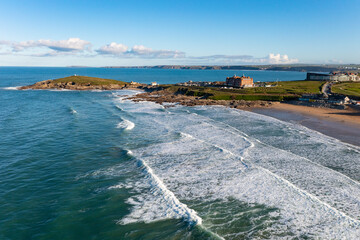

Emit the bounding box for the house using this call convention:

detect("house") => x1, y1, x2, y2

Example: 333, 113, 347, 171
226, 75, 254, 88
150, 82, 158, 86
306, 72, 360, 81
328, 96, 350, 105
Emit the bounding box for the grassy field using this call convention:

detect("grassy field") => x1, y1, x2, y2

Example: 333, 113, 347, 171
52, 76, 126, 85
332, 82, 360, 97
162, 80, 325, 101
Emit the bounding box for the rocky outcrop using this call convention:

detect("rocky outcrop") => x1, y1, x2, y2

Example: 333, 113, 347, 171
127, 90, 274, 109
19, 79, 144, 90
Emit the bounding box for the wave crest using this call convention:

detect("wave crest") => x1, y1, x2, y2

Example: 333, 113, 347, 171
116, 119, 135, 130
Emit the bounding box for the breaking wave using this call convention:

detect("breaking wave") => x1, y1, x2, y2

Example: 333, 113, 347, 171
120, 149, 225, 239
116, 118, 135, 130
69, 107, 77, 115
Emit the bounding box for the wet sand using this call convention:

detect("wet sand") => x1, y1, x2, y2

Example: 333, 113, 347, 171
252, 103, 360, 147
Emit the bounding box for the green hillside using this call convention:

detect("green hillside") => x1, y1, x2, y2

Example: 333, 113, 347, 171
332, 82, 360, 97
52, 76, 126, 85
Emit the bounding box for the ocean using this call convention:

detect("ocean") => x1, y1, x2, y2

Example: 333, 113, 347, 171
1, 67, 360, 239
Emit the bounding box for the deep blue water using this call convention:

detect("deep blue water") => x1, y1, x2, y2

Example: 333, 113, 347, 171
1, 68, 360, 239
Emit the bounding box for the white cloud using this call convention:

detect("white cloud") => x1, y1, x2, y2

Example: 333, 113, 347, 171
129, 45, 185, 58
0, 40, 11, 45
96, 42, 128, 55
131, 45, 153, 55
96, 43, 185, 58
0, 41, 13, 55
189, 53, 298, 64
0, 38, 299, 64
190, 54, 254, 61
1, 38, 91, 56
265, 53, 298, 64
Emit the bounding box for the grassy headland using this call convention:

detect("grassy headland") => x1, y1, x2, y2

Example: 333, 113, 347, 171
160, 80, 325, 101
20, 75, 128, 90
332, 82, 360, 98
51, 76, 126, 85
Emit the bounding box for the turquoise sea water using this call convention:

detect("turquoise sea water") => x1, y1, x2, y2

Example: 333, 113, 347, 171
1, 68, 360, 239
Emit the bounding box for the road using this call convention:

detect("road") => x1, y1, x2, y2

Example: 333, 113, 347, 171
321, 81, 332, 98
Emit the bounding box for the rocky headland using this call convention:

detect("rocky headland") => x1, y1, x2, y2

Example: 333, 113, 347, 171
127, 89, 274, 109
19, 75, 143, 91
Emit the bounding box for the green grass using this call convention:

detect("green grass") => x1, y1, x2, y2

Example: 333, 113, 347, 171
161, 80, 324, 101
227, 80, 324, 95
332, 82, 360, 97
210, 94, 298, 101
272, 80, 325, 94
52, 76, 126, 85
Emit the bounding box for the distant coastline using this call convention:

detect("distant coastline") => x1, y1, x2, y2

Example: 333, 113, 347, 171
97, 64, 360, 73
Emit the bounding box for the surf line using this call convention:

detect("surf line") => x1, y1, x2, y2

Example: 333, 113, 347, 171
179, 132, 360, 225
180, 132, 251, 169
188, 110, 360, 186
127, 150, 224, 240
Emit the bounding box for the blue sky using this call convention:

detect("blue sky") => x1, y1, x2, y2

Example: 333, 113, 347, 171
0, 0, 359, 66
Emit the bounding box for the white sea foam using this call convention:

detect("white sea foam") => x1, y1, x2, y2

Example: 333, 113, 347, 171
116, 119, 135, 130
113, 96, 166, 115
70, 108, 77, 114
115, 105, 123, 111
48, 88, 75, 91
132, 133, 360, 237
78, 162, 136, 180
136, 156, 203, 225
2, 86, 21, 90
108, 183, 133, 190
121, 147, 225, 239
111, 90, 142, 102
114, 101, 360, 238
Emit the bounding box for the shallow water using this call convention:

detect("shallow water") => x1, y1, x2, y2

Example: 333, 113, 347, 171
1, 68, 360, 239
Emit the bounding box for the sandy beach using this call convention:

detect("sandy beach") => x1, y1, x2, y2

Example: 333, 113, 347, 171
252, 103, 360, 147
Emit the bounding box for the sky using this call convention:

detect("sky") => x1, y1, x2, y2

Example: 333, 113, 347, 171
0, 0, 359, 66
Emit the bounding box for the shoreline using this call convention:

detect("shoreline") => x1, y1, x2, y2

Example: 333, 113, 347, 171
251, 103, 360, 147
17, 77, 360, 147
129, 91, 360, 147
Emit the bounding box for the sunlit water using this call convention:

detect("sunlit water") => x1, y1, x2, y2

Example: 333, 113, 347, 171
2, 68, 360, 239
